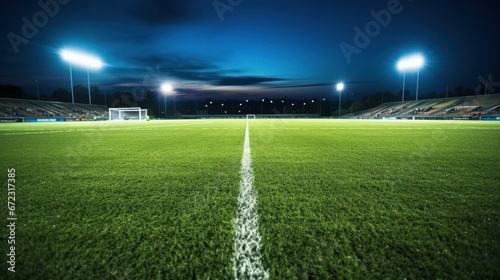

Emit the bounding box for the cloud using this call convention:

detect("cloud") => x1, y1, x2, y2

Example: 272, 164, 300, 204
266, 83, 332, 89
215, 76, 287, 86
174, 87, 219, 99
118, 53, 287, 88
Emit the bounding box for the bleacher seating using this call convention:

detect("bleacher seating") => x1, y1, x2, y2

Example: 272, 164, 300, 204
0, 98, 109, 119
353, 94, 500, 118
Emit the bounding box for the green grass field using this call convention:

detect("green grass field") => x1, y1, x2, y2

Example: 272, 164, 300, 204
1, 119, 499, 279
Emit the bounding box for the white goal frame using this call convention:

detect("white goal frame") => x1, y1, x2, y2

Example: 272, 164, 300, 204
246, 114, 256, 119
109, 107, 147, 121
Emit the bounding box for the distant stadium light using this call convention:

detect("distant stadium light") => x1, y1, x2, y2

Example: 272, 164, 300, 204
160, 83, 174, 118
336, 82, 345, 91
161, 83, 173, 93
60, 49, 103, 105
397, 54, 425, 101
336, 82, 344, 117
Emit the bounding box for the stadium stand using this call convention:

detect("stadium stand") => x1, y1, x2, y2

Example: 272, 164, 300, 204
354, 94, 500, 119
0, 98, 108, 120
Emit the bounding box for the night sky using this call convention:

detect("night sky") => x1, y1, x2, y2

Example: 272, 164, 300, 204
1, 0, 499, 101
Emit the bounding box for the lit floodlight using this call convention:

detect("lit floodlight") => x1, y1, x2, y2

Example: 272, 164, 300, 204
161, 83, 173, 93
336, 82, 345, 91
60, 49, 103, 105
397, 54, 425, 101
397, 54, 424, 71
60, 49, 103, 69
160, 83, 174, 118
336, 82, 345, 117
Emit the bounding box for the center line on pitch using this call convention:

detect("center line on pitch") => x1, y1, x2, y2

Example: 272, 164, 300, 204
233, 119, 269, 280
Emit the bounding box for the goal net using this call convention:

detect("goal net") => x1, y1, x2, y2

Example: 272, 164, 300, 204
109, 107, 147, 121
246, 114, 256, 119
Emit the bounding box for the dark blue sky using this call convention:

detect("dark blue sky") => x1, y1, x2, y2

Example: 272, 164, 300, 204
1, 0, 499, 100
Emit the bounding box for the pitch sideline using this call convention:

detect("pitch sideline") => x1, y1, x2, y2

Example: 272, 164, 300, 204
232, 119, 269, 280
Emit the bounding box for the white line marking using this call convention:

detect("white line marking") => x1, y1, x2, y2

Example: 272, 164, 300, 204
2, 121, 215, 135
233, 120, 269, 280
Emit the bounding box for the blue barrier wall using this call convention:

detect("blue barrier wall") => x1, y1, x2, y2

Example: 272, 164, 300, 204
480, 116, 500, 121
23, 118, 66, 122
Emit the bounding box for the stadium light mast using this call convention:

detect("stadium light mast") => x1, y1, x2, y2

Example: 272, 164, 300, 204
446, 81, 455, 99
319, 95, 323, 116
397, 54, 425, 102
161, 83, 173, 119
398, 68, 406, 102
67, 63, 74, 103
336, 82, 345, 117
350, 92, 354, 114
35, 80, 40, 101
60, 49, 103, 105
173, 88, 177, 118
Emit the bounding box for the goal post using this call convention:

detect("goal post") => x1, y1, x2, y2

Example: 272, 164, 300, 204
109, 107, 148, 121
246, 114, 256, 119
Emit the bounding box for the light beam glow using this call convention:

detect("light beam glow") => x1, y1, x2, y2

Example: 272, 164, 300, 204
336, 82, 345, 91
397, 54, 425, 71
60, 49, 103, 69
161, 83, 174, 93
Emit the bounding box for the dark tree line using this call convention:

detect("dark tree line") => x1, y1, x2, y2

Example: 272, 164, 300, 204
0, 84, 28, 99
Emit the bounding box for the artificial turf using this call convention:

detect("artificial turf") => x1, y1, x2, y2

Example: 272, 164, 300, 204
251, 119, 500, 279
1, 119, 499, 279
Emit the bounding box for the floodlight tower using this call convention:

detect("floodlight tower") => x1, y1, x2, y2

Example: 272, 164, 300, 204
161, 83, 173, 119
319, 96, 324, 116
397, 62, 407, 102
336, 82, 345, 117
397, 54, 424, 101
60, 49, 103, 104
35, 80, 40, 100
